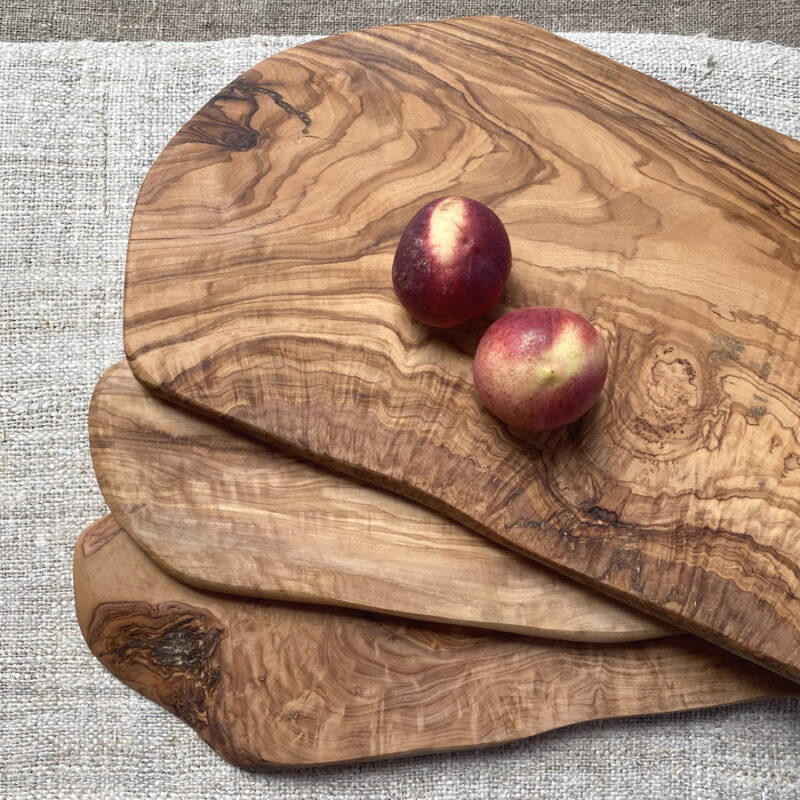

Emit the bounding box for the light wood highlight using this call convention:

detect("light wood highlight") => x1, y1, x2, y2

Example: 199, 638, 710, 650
123, 17, 800, 679
90, 360, 671, 642
74, 517, 797, 768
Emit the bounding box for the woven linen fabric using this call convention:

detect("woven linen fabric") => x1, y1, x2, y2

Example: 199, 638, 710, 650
1, 31, 800, 799
2, 0, 798, 46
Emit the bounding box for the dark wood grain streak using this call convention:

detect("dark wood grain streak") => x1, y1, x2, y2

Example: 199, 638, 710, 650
90, 360, 672, 642
74, 517, 798, 767
123, 18, 800, 680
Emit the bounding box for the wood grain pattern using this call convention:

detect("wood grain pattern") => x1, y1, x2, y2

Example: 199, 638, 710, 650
74, 516, 798, 767
91, 360, 671, 642
123, 17, 800, 679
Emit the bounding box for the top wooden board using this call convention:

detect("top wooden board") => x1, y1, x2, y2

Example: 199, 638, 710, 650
124, 17, 800, 680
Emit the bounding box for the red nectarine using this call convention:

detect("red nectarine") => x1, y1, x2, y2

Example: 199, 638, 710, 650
473, 307, 608, 432
392, 196, 511, 327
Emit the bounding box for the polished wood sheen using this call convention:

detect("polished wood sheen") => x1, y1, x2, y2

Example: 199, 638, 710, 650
74, 517, 797, 768
123, 17, 800, 679
91, 360, 670, 642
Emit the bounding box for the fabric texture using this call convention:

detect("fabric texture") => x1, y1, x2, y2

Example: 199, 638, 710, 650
1, 0, 798, 46
1, 31, 799, 799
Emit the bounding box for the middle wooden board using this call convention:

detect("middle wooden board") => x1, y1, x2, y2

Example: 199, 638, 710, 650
91, 361, 670, 642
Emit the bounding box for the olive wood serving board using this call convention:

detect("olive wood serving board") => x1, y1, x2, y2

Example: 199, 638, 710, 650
91, 360, 670, 642
74, 517, 797, 768
123, 17, 800, 679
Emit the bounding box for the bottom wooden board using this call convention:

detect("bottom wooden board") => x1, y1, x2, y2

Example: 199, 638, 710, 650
74, 516, 797, 768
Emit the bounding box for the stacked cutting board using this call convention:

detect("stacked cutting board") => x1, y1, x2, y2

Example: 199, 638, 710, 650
75, 16, 800, 767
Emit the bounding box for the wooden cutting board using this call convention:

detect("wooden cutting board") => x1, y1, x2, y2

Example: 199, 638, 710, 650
91, 360, 670, 642
123, 16, 800, 679
74, 516, 797, 768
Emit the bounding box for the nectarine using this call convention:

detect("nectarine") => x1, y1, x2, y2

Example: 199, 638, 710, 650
473, 307, 608, 432
392, 196, 511, 327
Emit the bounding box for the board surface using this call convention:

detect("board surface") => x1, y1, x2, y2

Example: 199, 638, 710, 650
123, 17, 800, 678
91, 361, 670, 642
74, 517, 797, 767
